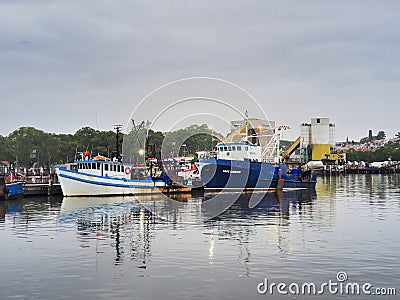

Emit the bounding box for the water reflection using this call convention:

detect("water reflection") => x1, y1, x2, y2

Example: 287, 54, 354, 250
56, 189, 317, 268
1, 175, 399, 300
0, 196, 62, 228
60, 196, 154, 267
202, 190, 317, 264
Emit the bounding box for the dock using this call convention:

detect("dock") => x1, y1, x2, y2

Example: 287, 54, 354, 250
23, 175, 62, 196
24, 182, 62, 196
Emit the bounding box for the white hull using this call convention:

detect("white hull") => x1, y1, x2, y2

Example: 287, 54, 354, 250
56, 169, 166, 197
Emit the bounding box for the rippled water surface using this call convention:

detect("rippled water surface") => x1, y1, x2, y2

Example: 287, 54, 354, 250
1, 174, 399, 299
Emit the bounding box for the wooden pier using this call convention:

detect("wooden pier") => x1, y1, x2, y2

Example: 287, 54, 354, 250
313, 164, 400, 175
24, 182, 62, 196
23, 175, 62, 196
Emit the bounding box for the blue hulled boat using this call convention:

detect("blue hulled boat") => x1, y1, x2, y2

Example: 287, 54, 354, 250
197, 142, 276, 190
0, 177, 24, 200
196, 122, 316, 191
270, 164, 317, 189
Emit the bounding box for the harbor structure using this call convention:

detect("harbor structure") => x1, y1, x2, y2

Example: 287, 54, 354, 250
299, 118, 344, 164
227, 118, 276, 146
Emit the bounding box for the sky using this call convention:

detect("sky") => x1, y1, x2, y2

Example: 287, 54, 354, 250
1, 0, 399, 141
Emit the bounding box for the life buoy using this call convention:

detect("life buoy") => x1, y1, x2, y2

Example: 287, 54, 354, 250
125, 167, 131, 175
7, 174, 15, 182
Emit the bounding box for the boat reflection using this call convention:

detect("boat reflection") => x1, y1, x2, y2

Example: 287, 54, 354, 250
201, 189, 316, 221
201, 189, 317, 273
0, 196, 62, 225
59, 189, 316, 269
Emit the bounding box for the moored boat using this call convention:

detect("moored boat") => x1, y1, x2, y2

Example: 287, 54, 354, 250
55, 154, 168, 197
0, 177, 24, 200
196, 141, 276, 190
196, 119, 316, 191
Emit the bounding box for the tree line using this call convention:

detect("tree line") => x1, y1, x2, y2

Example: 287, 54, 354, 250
0, 124, 223, 167
345, 142, 400, 162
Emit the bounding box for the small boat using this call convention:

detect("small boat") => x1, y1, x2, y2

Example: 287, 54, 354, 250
0, 176, 24, 200
270, 164, 317, 189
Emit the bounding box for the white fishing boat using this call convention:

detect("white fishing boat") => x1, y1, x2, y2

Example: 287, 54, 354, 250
55, 153, 168, 197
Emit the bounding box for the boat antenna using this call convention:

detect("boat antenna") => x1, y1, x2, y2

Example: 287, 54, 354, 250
114, 124, 123, 162
245, 110, 249, 143
74, 145, 78, 161
90, 143, 94, 159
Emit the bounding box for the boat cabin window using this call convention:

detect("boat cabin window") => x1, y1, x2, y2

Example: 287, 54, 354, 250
105, 164, 108, 171
224, 147, 228, 151
232, 146, 236, 151
237, 146, 241, 151
219, 147, 223, 151
227, 146, 231, 151
97, 163, 100, 170
245, 146, 248, 151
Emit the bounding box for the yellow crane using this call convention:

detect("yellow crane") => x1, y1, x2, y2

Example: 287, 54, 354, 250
282, 136, 301, 162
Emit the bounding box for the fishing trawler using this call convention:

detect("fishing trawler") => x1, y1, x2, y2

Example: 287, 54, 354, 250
55, 123, 173, 197
55, 152, 168, 197
196, 119, 316, 191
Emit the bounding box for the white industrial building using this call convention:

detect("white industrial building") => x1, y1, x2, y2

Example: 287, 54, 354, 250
300, 118, 336, 161
300, 118, 336, 148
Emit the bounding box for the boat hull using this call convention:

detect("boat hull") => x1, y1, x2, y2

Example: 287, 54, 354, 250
199, 159, 316, 191
56, 169, 167, 197
0, 181, 24, 200
200, 158, 275, 190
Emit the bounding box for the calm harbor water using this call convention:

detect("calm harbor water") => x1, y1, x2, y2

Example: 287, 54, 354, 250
1, 174, 399, 299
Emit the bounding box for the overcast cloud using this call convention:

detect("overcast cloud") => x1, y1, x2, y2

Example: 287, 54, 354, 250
1, 0, 399, 141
